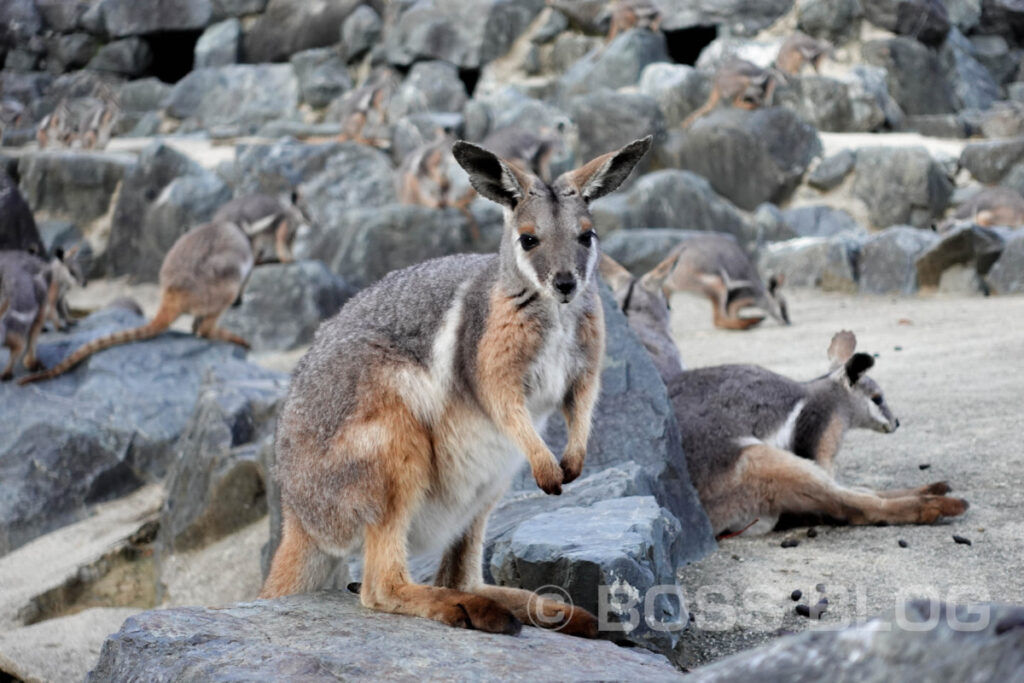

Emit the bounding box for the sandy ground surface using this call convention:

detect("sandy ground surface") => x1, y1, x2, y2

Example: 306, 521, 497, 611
667, 289, 1024, 668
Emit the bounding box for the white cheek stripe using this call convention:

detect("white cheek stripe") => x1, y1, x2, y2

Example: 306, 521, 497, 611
513, 234, 545, 291
771, 399, 806, 451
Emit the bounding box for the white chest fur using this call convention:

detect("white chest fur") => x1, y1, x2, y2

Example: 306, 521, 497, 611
525, 303, 581, 418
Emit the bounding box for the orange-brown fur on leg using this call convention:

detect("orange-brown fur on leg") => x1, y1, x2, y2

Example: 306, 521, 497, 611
260, 506, 335, 598
560, 307, 604, 483
476, 290, 565, 495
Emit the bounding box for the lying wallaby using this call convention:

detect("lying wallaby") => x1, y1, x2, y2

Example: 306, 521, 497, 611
17, 215, 293, 384
660, 233, 789, 329
939, 186, 1024, 231
600, 252, 686, 384
213, 193, 310, 264
672, 331, 967, 535
682, 58, 779, 128
601, 269, 969, 536
481, 125, 567, 183
775, 32, 832, 75
0, 250, 57, 380
261, 136, 654, 636
607, 0, 662, 40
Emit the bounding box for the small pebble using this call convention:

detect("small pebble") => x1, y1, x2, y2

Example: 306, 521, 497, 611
791, 589, 803, 601
898, 539, 909, 548
894, 345, 903, 351
781, 538, 800, 548
919, 463, 931, 470
815, 583, 826, 593
795, 604, 811, 618
953, 535, 972, 546
807, 528, 818, 538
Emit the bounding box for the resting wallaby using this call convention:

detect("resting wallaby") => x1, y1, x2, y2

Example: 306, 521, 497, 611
661, 233, 789, 329
213, 193, 310, 264
682, 58, 779, 128
0, 250, 57, 380
775, 33, 832, 75
607, 0, 662, 41
939, 186, 1024, 231
601, 265, 969, 536
17, 215, 292, 384
260, 136, 653, 636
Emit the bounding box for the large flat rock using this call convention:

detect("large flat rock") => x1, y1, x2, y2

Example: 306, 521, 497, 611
88, 592, 682, 681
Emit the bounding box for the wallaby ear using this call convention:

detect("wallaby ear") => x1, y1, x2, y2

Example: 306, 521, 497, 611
599, 254, 634, 294
845, 352, 875, 385
769, 272, 784, 294
827, 330, 857, 370
562, 136, 652, 203
452, 140, 533, 209
53, 246, 65, 261
243, 214, 278, 236
639, 243, 685, 292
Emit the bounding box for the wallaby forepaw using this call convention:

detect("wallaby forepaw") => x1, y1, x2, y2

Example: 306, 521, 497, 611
919, 495, 968, 523
533, 459, 564, 495
924, 481, 952, 496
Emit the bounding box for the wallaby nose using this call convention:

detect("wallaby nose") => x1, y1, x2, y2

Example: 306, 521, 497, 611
554, 272, 576, 298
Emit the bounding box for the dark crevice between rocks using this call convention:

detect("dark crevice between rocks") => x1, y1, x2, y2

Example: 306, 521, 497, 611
665, 25, 717, 66
142, 30, 203, 83
459, 67, 481, 98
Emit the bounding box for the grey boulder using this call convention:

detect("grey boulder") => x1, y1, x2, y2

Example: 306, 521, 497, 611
17, 150, 133, 227
852, 146, 953, 229
781, 205, 864, 237
861, 0, 950, 45
959, 137, 1024, 185
658, 107, 822, 211
241, 0, 361, 63
89, 592, 682, 681
558, 29, 669, 99
861, 37, 957, 116
638, 62, 709, 128
807, 149, 856, 191
567, 90, 665, 177
100, 0, 214, 38
233, 138, 344, 197
490, 496, 690, 655
985, 231, 1024, 294
290, 47, 352, 109
858, 226, 939, 294
220, 261, 355, 351
758, 233, 864, 293
168, 64, 299, 134
386, 60, 467, 120
915, 223, 1007, 290
193, 18, 240, 69
86, 37, 152, 76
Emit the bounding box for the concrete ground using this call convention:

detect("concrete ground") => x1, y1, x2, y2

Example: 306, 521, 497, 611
667, 289, 1024, 668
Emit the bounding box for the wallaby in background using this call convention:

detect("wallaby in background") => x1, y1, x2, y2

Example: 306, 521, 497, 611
660, 233, 789, 329
481, 125, 568, 183
607, 0, 662, 40
37, 91, 120, 150
396, 131, 481, 240
329, 67, 401, 148
0, 250, 59, 380
18, 214, 295, 384
939, 186, 1024, 231
600, 252, 686, 384
44, 245, 87, 331
775, 33, 832, 75
260, 136, 654, 636
212, 192, 311, 264
682, 58, 780, 128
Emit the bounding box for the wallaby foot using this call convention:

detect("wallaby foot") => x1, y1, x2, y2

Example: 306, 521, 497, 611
195, 314, 251, 349
260, 509, 335, 599
472, 584, 598, 638
875, 481, 952, 499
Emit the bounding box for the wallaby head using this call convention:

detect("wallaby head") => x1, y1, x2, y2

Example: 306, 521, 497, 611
52, 245, 87, 288
763, 273, 789, 325
453, 136, 652, 305
826, 330, 899, 434
599, 249, 685, 379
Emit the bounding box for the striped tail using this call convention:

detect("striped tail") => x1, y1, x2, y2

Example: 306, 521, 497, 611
18, 296, 181, 385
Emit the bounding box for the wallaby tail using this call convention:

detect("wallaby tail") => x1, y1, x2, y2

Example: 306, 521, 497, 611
681, 86, 720, 129
18, 294, 183, 385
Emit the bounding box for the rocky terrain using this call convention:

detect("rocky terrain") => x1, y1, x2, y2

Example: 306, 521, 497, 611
2, 0, 1024, 680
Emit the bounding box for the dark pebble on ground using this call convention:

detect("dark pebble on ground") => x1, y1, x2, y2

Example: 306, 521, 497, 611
791, 589, 802, 601
919, 463, 931, 470
953, 535, 972, 545
781, 538, 800, 548
795, 604, 811, 617
815, 583, 826, 593
898, 539, 909, 548
807, 528, 818, 538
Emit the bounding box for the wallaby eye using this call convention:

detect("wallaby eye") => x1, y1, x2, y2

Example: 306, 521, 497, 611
578, 230, 597, 247
871, 395, 883, 406
519, 233, 539, 251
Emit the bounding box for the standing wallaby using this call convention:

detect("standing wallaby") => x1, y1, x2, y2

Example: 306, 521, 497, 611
212, 192, 310, 264
660, 233, 789, 329
260, 136, 653, 636
775, 33, 832, 75
17, 215, 293, 385
0, 250, 57, 380
681, 58, 779, 128
599, 271, 970, 537
43, 245, 87, 331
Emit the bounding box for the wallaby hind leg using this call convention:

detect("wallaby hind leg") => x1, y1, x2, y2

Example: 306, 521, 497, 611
874, 481, 952, 499
195, 311, 250, 349
359, 399, 520, 635
700, 275, 762, 330
730, 445, 967, 527
435, 506, 598, 637
260, 506, 335, 598
22, 292, 50, 371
